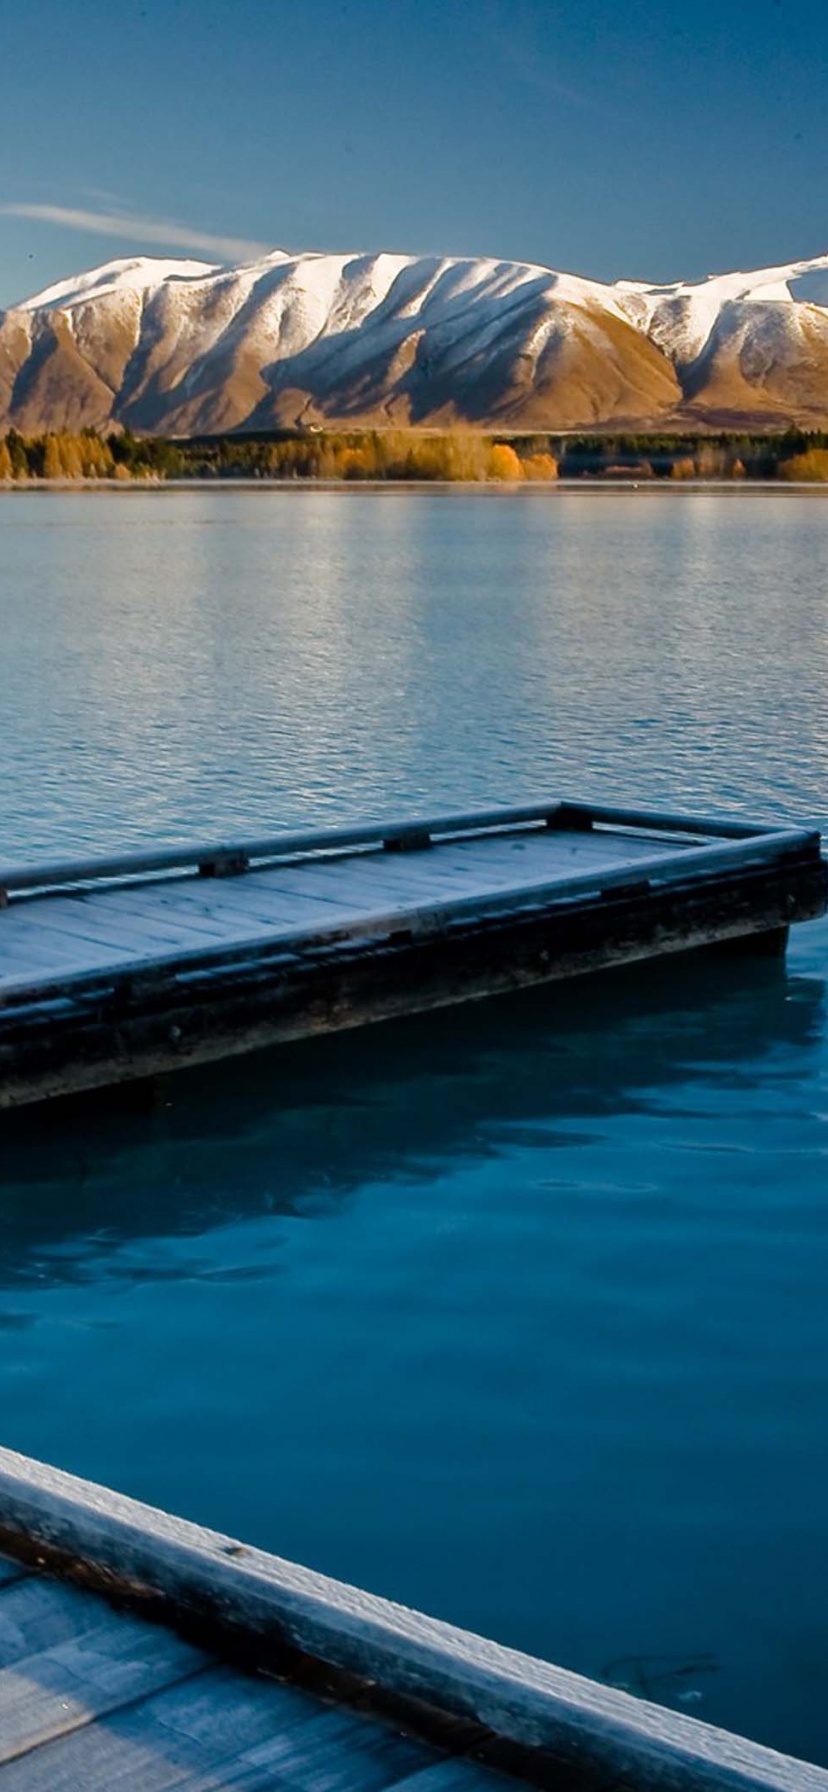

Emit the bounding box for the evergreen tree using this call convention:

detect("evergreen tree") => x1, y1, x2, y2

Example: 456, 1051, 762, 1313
6, 430, 29, 478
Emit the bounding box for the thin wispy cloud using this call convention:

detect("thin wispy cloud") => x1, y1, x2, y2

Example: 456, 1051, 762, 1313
0, 203, 273, 263
479, 0, 624, 120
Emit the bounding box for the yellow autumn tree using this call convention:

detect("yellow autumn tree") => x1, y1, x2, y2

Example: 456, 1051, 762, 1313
779, 448, 828, 482
79, 434, 115, 478
520, 452, 558, 481
488, 443, 524, 481
313, 440, 338, 479
670, 457, 696, 480
337, 444, 375, 479
61, 435, 86, 478
437, 434, 489, 480
40, 432, 88, 478
43, 434, 64, 479
0, 440, 12, 481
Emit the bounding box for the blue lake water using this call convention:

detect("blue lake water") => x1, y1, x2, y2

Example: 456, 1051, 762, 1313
0, 487, 827, 1762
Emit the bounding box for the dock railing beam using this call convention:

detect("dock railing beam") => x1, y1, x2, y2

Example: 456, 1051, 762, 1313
0, 1446, 823, 1792
0, 799, 773, 904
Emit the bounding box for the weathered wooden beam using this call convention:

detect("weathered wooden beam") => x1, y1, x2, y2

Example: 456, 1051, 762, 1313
0, 1447, 823, 1792
571, 803, 768, 841
0, 799, 771, 902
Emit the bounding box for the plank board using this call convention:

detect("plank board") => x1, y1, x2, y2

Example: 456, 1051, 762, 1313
0, 1666, 319, 1792
0, 1610, 205, 1763
90, 888, 257, 942
216, 1704, 436, 1792
412, 830, 672, 885
0, 903, 218, 961
82, 870, 370, 934
0, 928, 124, 981
274, 856, 493, 904
0, 1579, 123, 1669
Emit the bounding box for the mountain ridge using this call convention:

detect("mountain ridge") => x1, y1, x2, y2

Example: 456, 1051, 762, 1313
3, 245, 828, 434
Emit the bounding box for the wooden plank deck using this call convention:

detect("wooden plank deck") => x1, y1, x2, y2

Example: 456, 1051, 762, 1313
0, 799, 824, 1108
0, 1446, 824, 1791
0, 1561, 496, 1791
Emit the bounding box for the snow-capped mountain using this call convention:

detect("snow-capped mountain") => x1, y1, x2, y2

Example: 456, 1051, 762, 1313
3, 246, 828, 434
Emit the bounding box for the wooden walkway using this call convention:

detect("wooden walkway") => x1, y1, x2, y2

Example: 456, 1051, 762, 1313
0, 1447, 824, 1791
0, 799, 825, 1107
0, 1552, 513, 1792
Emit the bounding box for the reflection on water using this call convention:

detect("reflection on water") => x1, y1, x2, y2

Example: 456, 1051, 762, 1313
1, 490, 828, 1764
1, 947, 827, 1764
0, 951, 822, 1282
1, 489, 828, 855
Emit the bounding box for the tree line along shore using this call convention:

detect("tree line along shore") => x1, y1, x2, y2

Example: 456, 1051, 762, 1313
2, 427, 828, 484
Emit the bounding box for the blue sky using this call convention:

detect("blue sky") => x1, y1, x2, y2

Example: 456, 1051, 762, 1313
1, 0, 826, 305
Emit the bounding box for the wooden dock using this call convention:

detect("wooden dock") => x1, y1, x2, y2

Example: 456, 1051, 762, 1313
0, 799, 825, 1108
0, 1445, 823, 1790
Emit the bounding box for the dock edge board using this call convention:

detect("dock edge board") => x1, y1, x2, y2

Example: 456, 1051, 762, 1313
0, 1446, 824, 1792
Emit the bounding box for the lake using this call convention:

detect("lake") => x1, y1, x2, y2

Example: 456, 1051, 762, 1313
0, 486, 827, 1764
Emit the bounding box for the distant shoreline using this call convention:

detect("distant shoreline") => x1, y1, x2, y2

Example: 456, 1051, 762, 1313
5, 426, 828, 486
3, 477, 828, 494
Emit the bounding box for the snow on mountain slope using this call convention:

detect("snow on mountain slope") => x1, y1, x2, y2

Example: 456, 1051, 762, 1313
16, 256, 223, 312
3, 246, 828, 433
617, 253, 828, 367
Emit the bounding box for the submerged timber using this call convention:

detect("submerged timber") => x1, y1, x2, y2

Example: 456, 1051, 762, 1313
0, 1444, 824, 1789
0, 799, 825, 1110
